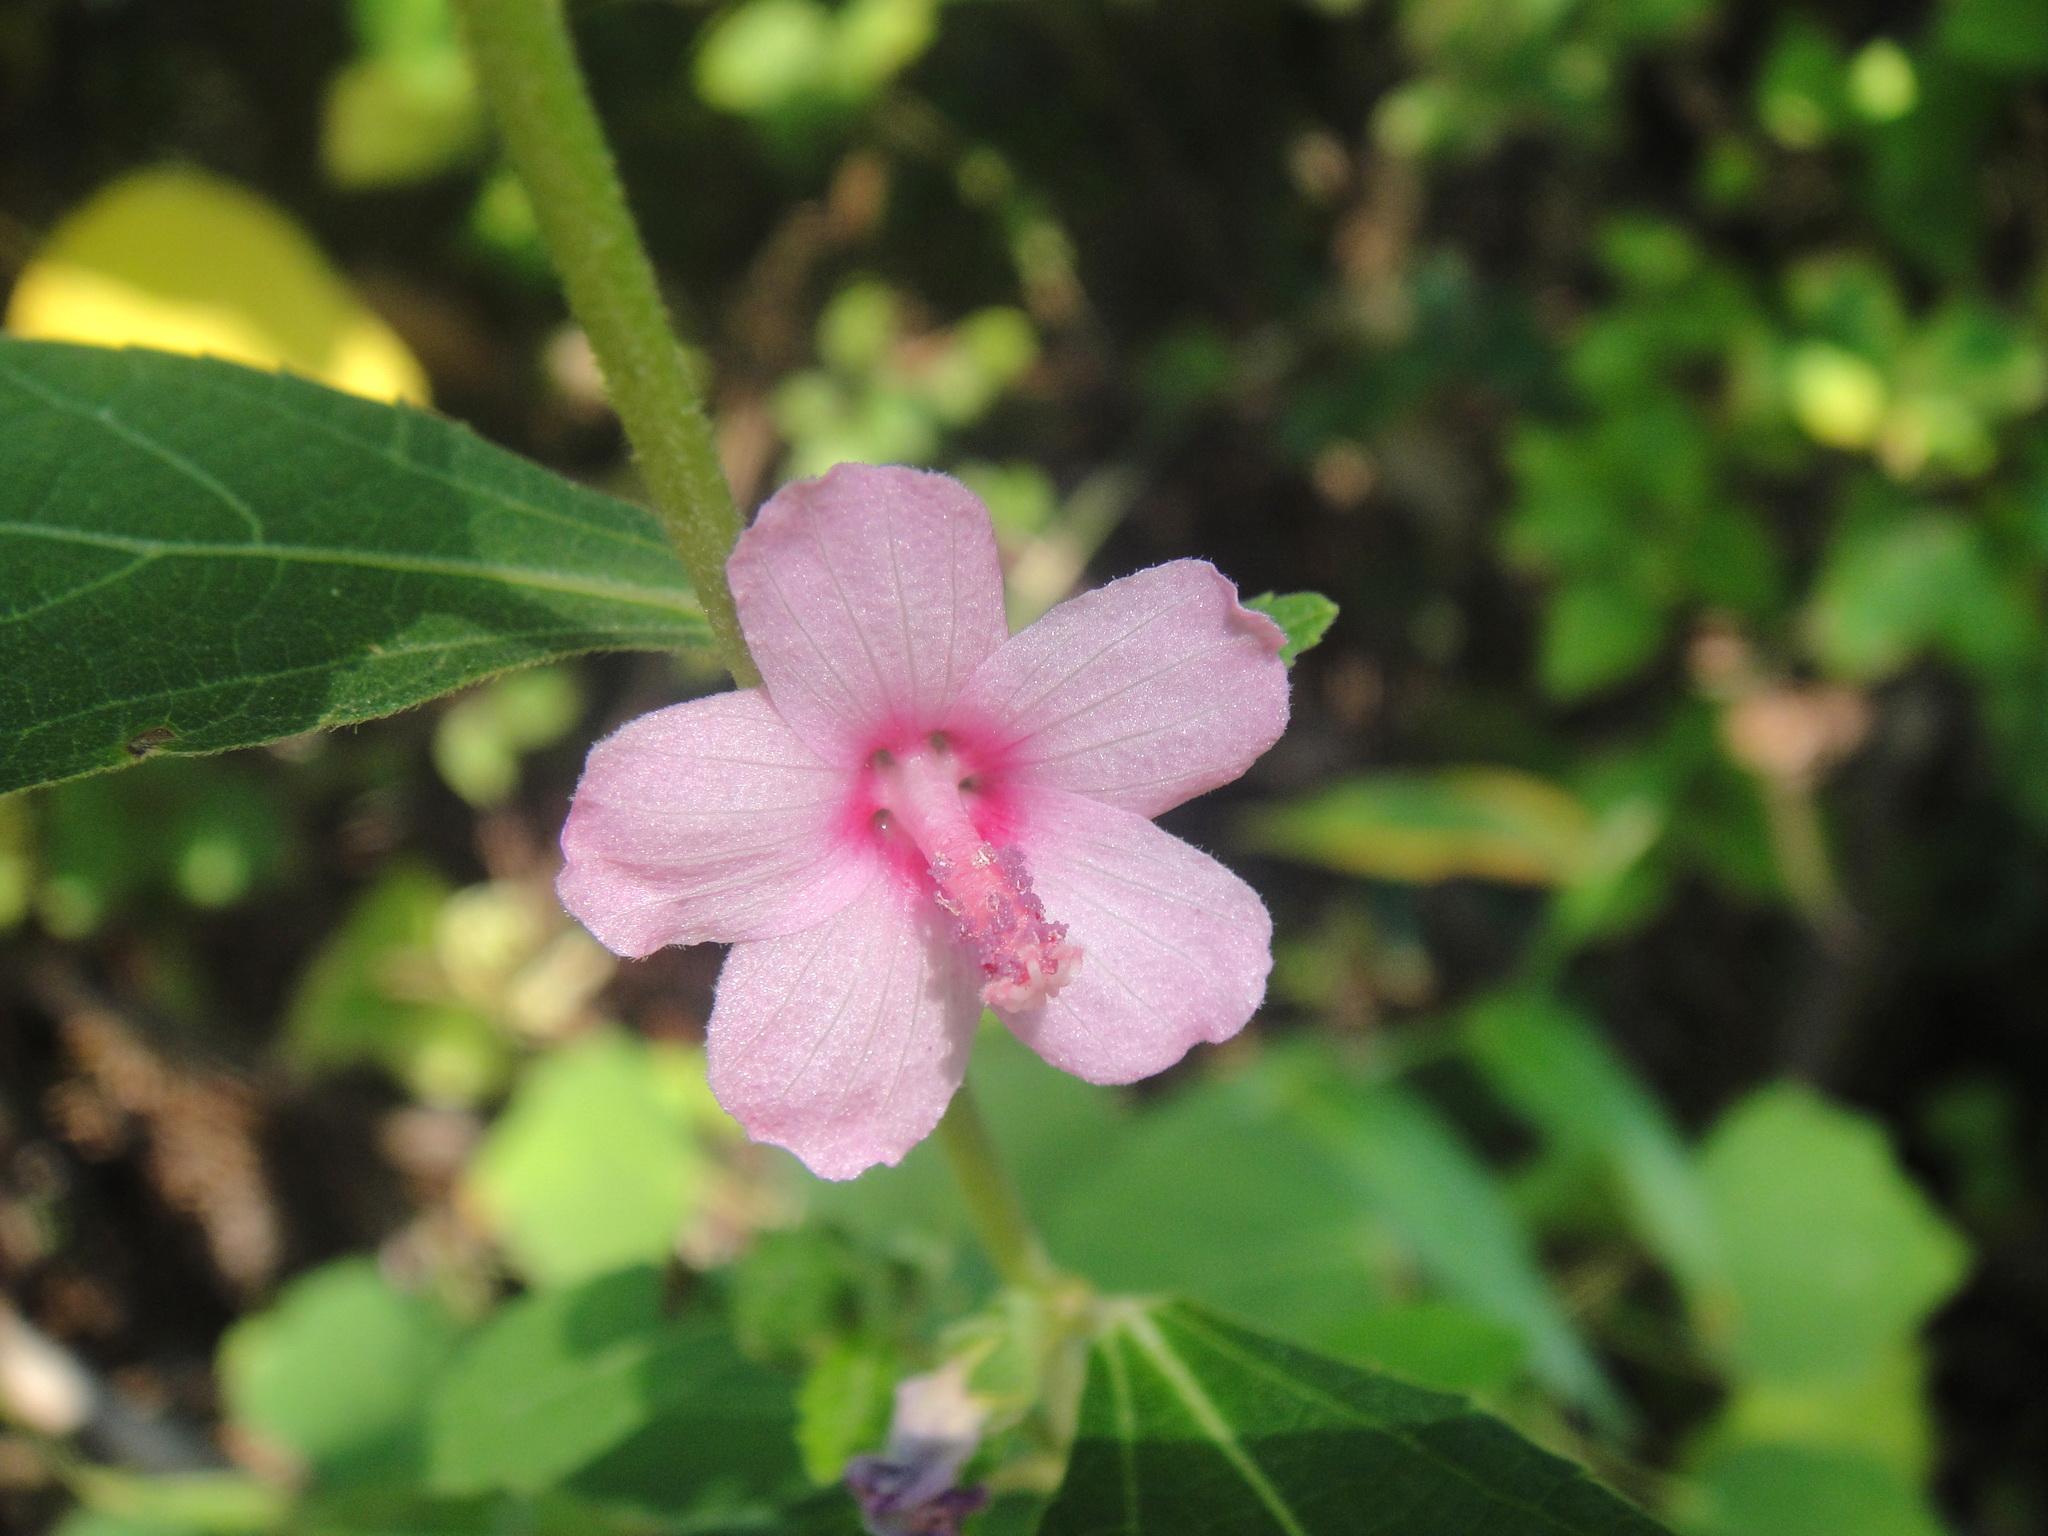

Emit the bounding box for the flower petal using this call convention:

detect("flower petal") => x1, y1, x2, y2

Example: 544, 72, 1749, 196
557, 690, 872, 956
952, 560, 1289, 818
707, 879, 983, 1179
998, 789, 1272, 1083
729, 464, 1010, 758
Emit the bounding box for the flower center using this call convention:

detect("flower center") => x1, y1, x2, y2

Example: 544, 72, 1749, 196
870, 737, 1080, 1011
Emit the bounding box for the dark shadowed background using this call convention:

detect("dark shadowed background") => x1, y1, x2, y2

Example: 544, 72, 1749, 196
3, 2, 2046, 1533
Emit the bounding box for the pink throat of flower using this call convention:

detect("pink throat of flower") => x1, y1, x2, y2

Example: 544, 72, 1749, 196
869, 738, 1080, 1012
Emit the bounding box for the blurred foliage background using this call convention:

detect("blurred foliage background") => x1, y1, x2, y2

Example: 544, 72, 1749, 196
1, 0, 2045, 1532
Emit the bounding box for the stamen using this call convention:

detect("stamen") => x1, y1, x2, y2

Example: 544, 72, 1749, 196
870, 745, 1080, 1010
928, 843, 1081, 1011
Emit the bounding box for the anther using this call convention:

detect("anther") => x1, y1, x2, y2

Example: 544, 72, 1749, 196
869, 741, 1081, 1011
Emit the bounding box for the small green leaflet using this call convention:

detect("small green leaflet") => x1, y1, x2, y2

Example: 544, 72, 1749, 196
1041, 1300, 1669, 1536
1246, 590, 1338, 666
0, 340, 708, 796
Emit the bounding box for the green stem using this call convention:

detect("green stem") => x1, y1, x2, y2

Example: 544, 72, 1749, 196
457, 0, 1052, 1289
936, 1084, 1054, 1289
1761, 777, 1854, 945
454, 0, 757, 685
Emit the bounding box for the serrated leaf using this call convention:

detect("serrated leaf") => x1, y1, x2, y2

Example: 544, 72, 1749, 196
0, 340, 706, 795
1042, 1300, 1668, 1536
426, 1268, 801, 1509
1245, 590, 1338, 666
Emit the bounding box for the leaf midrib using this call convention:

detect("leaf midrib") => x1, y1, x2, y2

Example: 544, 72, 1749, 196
0, 519, 696, 617
1141, 1304, 1633, 1535
1112, 1304, 1311, 1536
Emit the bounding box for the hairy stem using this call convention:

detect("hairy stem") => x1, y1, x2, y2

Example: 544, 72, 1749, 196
936, 1083, 1056, 1289
456, 0, 1053, 1286
453, 0, 756, 684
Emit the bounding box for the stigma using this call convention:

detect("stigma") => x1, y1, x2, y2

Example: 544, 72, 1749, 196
869, 737, 1081, 1011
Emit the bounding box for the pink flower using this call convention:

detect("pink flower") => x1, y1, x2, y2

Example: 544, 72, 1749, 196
557, 464, 1290, 1178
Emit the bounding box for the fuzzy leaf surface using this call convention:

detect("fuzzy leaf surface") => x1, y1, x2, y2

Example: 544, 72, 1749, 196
0, 340, 705, 795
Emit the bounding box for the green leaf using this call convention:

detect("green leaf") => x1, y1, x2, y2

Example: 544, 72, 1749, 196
284, 866, 512, 1107
1041, 1300, 1668, 1536
1710, 1346, 1934, 1475
823, 1035, 1611, 1413
1316, 1300, 1528, 1395
1040, 1068, 1390, 1351
693, 0, 838, 116
0, 339, 705, 796
56, 1473, 280, 1536
1279, 1070, 1625, 1426
426, 1268, 801, 1509
1245, 591, 1339, 666
322, 52, 483, 190
1697, 1085, 1970, 1384
1938, 0, 2048, 73
1539, 578, 1666, 699
220, 1259, 463, 1480
291, 1486, 704, 1536
1244, 769, 1595, 886
1464, 991, 1724, 1298
1682, 1442, 1945, 1536
35, 757, 292, 934
1754, 16, 1849, 149
795, 1336, 899, 1483
465, 1031, 704, 1288
431, 665, 582, 807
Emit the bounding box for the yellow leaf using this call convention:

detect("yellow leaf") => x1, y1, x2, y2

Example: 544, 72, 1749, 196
1245, 768, 1597, 887
5, 168, 428, 404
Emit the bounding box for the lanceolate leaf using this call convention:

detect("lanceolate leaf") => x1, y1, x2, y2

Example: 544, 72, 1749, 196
1043, 1300, 1669, 1536
0, 340, 707, 796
